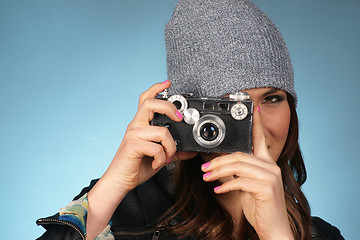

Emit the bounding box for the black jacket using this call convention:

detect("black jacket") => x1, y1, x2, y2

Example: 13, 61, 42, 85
37, 168, 344, 240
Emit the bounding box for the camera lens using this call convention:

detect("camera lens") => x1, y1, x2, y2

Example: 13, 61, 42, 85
200, 123, 218, 141
193, 114, 226, 149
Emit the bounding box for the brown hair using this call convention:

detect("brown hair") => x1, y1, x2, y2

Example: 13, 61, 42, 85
160, 94, 312, 239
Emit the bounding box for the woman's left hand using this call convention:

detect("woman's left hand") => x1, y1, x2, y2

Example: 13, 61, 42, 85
201, 108, 294, 240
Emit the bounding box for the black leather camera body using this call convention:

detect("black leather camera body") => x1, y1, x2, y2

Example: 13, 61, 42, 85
152, 90, 254, 153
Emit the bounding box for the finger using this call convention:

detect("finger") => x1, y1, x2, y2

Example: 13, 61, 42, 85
133, 126, 177, 160
213, 176, 281, 198
135, 140, 167, 170
202, 160, 277, 183
122, 135, 167, 166
252, 106, 273, 162
130, 98, 183, 128
138, 80, 171, 108
119, 136, 168, 171
201, 152, 274, 173
213, 177, 265, 195
172, 151, 198, 162
201, 152, 244, 172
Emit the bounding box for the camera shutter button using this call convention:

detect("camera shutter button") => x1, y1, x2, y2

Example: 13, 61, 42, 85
183, 108, 200, 125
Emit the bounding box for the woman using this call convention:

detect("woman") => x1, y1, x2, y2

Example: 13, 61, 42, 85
37, 0, 344, 239
85, 81, 300, 239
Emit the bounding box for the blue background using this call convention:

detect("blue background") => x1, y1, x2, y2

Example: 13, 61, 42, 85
1, 0, 359, 239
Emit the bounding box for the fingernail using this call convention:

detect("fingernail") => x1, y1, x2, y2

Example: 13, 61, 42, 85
214, 186, 221, 192
162, 80, 169, 84
258, 106, 260, 113
201, 162, 210, 170
203, 172, 211, 179
166, 157, 172, 164
176, 110, 183, 120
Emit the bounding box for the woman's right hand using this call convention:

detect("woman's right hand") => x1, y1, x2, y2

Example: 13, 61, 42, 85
86, 81, 196, 240
105, 80, 195, 192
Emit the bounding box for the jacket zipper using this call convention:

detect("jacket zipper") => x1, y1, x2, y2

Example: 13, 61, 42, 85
113, 223, 167, 240
152, 224, 166, 240
152, 230, 161, 240
37, 218, 85, 240
38, 218, 168, 240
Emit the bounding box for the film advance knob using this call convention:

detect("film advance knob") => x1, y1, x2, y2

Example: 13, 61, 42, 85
168, 94, 188, 113
231, 103, 248, 120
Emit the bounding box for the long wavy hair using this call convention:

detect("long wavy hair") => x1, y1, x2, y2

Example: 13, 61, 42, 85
159, 94, 312, 240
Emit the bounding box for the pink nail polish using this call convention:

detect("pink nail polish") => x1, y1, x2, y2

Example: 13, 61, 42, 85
258, 106, 261, 113
202, 162, 210, 170
176, 110, 183, 120
166, 157, 172, 164
214, 186, 221, 192
203, 172, 211, 179
162, 80, 169, 84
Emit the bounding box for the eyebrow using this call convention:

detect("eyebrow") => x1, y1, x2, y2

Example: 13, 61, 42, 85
261, 88, 281, 98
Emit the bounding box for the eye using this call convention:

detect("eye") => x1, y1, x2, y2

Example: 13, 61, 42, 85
262, 95, 284, 104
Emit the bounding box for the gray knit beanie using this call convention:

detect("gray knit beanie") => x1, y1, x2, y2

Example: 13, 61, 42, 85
165, 0, 297, 103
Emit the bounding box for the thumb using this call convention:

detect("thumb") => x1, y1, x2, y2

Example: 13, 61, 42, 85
252, 106, 273, 162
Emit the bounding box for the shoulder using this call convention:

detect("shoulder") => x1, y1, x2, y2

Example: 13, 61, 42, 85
36, 169, 175, 239
311, 217, 344, 240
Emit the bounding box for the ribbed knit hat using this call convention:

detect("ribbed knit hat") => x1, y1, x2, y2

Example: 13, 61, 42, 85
165, 0, 297, 103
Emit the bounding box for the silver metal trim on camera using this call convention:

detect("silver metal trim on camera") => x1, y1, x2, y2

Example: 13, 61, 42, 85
161, 89, 169, 98
167, 94, 188, 113
231, 103, 248, 120
229, 91, 250, 101
192, 114, 226, 148
183, 108, 200, 125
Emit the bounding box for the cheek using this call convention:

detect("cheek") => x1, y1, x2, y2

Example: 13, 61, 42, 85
262, 106, 291, 153
270, 112, 290, 140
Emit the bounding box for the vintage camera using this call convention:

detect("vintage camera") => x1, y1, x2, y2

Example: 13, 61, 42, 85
151, 90, 254, 153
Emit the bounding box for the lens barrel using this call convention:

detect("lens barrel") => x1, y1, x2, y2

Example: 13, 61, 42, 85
193, 114, 225, 148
